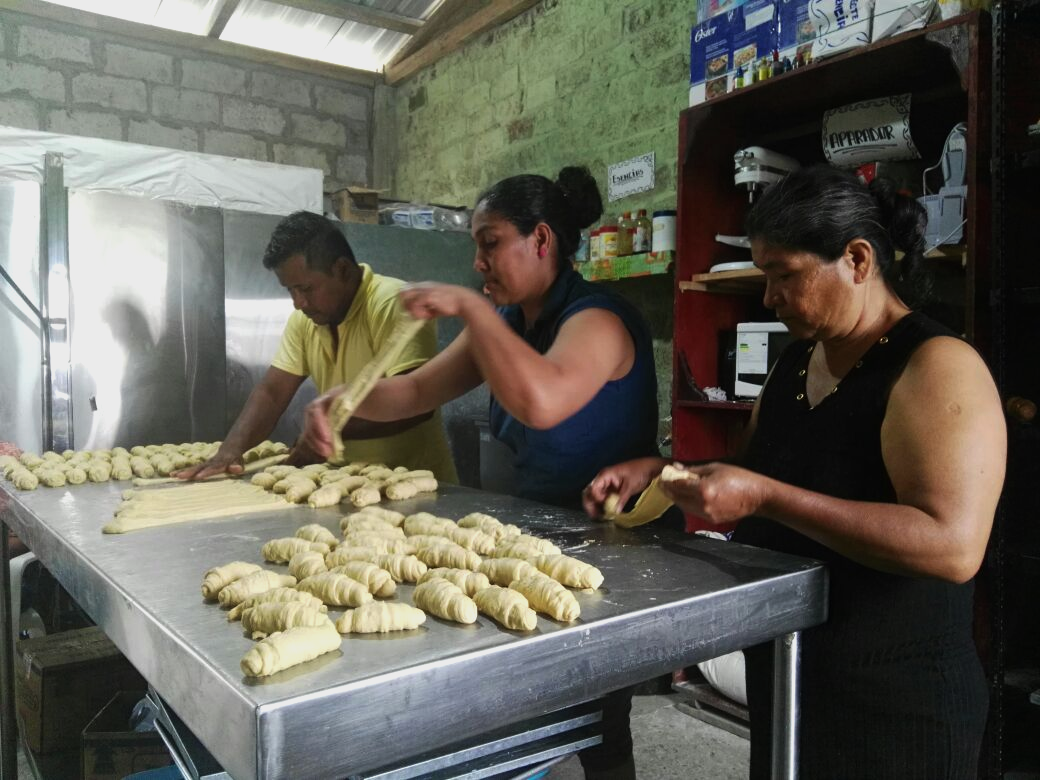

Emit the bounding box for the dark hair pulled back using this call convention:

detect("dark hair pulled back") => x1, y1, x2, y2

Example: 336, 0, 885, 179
745, 164, 931, 306
262, 210, 356, 273
476, 166, 603, 264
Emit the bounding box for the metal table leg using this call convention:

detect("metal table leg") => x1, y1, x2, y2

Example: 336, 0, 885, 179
771, 631, 801, 780
0, 520, 18, 780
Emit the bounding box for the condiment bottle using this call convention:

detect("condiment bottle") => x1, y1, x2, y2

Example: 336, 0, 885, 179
616, 212, 635, 256
633, 209, 652, 252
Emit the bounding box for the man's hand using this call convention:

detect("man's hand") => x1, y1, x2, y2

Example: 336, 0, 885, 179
582, 456, 669, 518
173, 451, 244, 481
300, 390, 340, 459
658, 462, 771, 526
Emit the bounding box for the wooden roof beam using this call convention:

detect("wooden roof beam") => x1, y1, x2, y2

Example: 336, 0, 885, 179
274, 0, 424, 35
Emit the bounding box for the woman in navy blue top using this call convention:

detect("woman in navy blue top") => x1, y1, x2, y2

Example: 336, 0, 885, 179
584, 166, 1006, 778
302, 165, 658, 779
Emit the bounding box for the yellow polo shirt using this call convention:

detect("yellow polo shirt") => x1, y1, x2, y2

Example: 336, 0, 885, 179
271, 264, 457, 481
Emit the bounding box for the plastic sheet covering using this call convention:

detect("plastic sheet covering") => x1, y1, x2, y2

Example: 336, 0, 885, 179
0, 126, 322, 215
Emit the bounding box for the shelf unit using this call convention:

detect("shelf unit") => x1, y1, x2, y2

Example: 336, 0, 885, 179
671, 12, 991, 467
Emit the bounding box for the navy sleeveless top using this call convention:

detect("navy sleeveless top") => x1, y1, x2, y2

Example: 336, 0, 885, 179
489, 268, 659, 509
735, 311, 987, 778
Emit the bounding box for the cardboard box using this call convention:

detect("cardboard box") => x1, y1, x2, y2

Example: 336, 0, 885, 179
777, 0, 820, 64
689, 0, 777, 105
82, 692, 171, 780
16, 627, 146, 754
331, 187, 380, 224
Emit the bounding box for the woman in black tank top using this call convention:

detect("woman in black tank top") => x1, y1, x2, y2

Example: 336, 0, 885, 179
584, 166, 1007, 779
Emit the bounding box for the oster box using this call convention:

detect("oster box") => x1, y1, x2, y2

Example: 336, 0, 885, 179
690, 0, 777, 105
777, 0, 819, 64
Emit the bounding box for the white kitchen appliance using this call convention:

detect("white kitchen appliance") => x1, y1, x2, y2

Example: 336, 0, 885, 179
918, 122, 967, 247
733, 147, 800, 202
735, 322, 792, 398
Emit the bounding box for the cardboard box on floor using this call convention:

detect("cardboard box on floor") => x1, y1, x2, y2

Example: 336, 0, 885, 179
82, 691, 172, 780
16, 626, 146, 754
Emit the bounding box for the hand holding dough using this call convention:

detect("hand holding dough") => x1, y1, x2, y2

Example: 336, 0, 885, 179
536, 554, 604, 590
412, 579, 477, 624
240, 601, 332, 640
328, 561, 396, 597
240, 623, 341, 677
227, 587, 326, 621
473, 585, 538, 631
336, 602, 426, 633
418, 567, 491, 597
217, 570, 297, 606
201, 561, 262, 600
510, 572, 580, 622
296, 572, 373, 607
261, 537, 331, 563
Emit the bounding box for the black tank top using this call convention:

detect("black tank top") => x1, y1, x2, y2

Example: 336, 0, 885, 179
735, 311, 977, 659
734, 311, 988, 779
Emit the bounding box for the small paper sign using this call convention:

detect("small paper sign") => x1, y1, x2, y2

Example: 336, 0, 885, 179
607, 153, 655, 202
822, 94, 919, 168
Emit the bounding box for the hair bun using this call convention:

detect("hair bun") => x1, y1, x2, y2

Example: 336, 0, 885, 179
555, 166, 603, 230
868, 176, 926, 256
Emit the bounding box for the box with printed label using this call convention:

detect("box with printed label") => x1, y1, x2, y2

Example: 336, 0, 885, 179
689, 0, 777, 106
777, 0, 820, 63
697, 0, 750, 23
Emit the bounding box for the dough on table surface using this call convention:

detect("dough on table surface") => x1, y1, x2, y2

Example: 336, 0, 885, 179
336, 602, 426, 633
201, 561, 262, 600
341, 533, 415, 555
412, 579, 478, 624
10, 469, 39, 491
458, 513, 521, 541
403, 513, 456, 537
510, 534, 561, 556
473, 586, 538, 631
490, 540, 545, 563
510, 572, 580, 622
479, 557, 537, 587
349, 486, 382, 507
295, 523, 338, 548
261, 537, 331, 563
418, 567, 490, 597
240, 622, 342, 677
296, 572, 373, 607
104, 481, 291, 534
227, 587, 325, 621
414, 541, 481, 572
240, 601, 332, 640
351, 506, 405, 526
385, 469, 434, 485
340, 514, 403, 537
444, 526, 496, 555
536, 554, 604, 590
325, 546, 381, 567
328, 560, 396, 597
288, 551, 328, 580
306, 484, 344, 508
217, 571, 297, 606
374, 553, 427, 583
251, 473, 278, 490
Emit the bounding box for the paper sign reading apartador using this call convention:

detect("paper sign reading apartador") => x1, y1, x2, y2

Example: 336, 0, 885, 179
822, 94, 920, 168
608, 153, 655, 202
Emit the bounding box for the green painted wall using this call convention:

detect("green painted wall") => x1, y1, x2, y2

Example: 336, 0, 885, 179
388, 0, 693, 216
385, 0, 695, 452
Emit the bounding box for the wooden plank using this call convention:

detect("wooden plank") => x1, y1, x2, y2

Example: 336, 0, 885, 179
208, 0, 241, 38
0, 0, 382, 86
276, 0, 424, 35
385, 0, 542, 85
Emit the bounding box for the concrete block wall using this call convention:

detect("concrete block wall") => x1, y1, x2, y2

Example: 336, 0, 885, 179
0, 8, 372, 193
386, 0, 692, 446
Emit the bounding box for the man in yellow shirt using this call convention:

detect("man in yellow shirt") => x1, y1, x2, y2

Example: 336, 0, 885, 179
177, 211, 456, 481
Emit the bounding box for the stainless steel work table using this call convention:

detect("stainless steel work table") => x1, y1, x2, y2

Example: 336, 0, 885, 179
0, 481, 827, 780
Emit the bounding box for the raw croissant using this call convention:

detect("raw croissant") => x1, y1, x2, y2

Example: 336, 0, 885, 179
352, 506, 405, 526
288, 551, 328, 581
201, 561, 262, 600
374, 553, 427, 583
418, 567, 491, 597
328, 561, 396, 597
336, 602, 426, 633
473, 585, 538, 631
240, 601, 332, 640
412, 579, 477, 624
510, 572, 580, 622
226, 586, 326, 621
217, 571, 297, 606
325, 546, 381, 567
296, 572, 373, 607
536, 554, 604, 590
240, 623, 341, 677
403, 513, 456, 537
261, 537, 331, 564
295, 523, 338, 548
414, 541, 481, 571
479, 557, 537, 587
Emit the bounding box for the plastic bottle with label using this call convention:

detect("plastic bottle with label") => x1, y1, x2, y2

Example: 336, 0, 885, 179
652, 210, 677, 253
633, 209, 652, 252
600, 224, 619, 259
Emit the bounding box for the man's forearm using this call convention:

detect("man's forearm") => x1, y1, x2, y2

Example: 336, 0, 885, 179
221, 386, 287, 455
